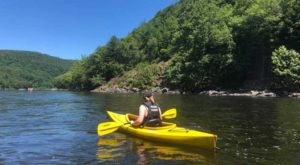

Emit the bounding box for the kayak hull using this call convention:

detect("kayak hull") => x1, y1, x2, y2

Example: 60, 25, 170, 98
107, 111, 217, 149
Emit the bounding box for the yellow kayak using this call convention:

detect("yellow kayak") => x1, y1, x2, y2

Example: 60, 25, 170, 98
107, 111, 217, 150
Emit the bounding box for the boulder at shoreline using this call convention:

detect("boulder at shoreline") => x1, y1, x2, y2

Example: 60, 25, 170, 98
91, 86, 286, 97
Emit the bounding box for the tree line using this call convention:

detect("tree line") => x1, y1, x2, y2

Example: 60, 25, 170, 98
54, 0, 300, 92
0, 50, 74, 89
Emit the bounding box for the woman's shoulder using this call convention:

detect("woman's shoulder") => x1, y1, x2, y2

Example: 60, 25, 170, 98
139, 104, 147, 110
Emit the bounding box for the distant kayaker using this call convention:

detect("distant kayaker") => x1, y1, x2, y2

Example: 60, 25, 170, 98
130, 91, 162, 127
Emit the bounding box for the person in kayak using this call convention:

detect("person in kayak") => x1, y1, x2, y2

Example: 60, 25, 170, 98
130, 91, 162, 127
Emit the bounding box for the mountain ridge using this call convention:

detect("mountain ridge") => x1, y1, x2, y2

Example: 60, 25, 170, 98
0, 50, 75, 89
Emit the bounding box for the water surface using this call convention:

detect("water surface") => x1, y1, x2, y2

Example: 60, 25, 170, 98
0, 91, 299, 164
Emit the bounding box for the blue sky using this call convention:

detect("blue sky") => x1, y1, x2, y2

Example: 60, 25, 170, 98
0, 0, 177, 60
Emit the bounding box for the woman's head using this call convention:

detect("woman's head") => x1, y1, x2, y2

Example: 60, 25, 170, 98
143, 90, 154, 103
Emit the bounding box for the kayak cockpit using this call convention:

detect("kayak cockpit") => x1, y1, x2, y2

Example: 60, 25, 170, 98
125, 114, 176, 130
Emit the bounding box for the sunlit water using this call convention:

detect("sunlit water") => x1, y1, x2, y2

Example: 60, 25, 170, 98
0, 91, 299, 164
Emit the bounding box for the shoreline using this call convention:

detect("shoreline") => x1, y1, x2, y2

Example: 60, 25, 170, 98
0, 88, 68, 91
91, 86, 300, 98
2, 87, 299, 98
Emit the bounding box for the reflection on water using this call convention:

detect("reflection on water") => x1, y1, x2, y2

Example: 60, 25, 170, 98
97, 133, 217, 164
97, 134, 126, 160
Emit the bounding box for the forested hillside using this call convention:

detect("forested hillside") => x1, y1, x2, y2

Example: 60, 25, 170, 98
55, 0, 300, 92
0, 50, 74, 89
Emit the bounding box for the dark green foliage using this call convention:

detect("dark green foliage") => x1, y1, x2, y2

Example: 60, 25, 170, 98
231, 0, 283, 84
165, 0, 235, 91
278, 0, 300, 52
271, 46, 300, 91
0, 50, 74, 89
55, 0, 300, 92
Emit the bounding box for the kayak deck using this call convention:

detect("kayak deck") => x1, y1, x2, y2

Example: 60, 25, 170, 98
107, 111, 217, 149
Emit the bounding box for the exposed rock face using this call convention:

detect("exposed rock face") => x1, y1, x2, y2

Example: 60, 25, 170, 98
161, 87, 169, 93
132, 87, 141, 93
256, 91, 276, 97
91, 86, 181, 94
199, 90, 277, 97
91, 86, 132, 93
289, 93, 300, 97
91, 86, 300, 98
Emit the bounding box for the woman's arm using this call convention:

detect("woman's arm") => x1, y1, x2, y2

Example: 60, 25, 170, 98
132, 105, 147, 126
159, 107, 162, 120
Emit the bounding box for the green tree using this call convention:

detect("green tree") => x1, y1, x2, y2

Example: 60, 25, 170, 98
271, 46, 300, 91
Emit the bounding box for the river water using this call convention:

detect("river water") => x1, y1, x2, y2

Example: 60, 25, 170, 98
0, 91, 299, 164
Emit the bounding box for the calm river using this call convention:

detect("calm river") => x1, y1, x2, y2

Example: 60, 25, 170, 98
0, 91, 299, 164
